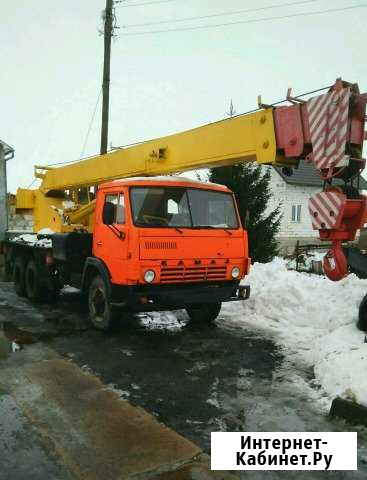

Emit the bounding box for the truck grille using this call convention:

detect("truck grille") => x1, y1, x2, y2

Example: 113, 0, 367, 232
145, 241, 177, 250
160, 265, 227, 283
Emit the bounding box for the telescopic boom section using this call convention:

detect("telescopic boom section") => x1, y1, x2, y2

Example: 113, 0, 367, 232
35, 108, 294, 194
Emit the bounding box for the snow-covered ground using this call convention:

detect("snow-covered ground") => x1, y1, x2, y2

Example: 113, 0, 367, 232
223, 258, 367, 409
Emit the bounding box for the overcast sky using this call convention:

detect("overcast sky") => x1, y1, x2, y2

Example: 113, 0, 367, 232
1, 0, 367, 192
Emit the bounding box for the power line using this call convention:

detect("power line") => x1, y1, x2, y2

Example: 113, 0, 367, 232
122, 0, 320, 29
120, 4, 367, 35
117, 0, 180, 8
27, 178, 38, 189
80, 88, 103, 160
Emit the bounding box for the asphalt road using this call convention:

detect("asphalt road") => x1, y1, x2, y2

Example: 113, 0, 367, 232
0, 392, 74, 480
1, 284, 367, 479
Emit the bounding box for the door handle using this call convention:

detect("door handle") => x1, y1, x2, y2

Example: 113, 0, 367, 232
96, 241, 103, 246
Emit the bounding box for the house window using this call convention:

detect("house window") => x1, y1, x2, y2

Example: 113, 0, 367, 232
291, 205, 301, 222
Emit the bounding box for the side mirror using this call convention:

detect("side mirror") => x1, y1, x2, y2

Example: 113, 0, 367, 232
102, 202, 115, 225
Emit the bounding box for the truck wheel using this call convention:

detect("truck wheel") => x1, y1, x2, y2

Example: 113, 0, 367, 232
186, 302, 222, 324
358, 293, 367, 332
88, 275, 116, 331
13, 256, 26, 297
25, 258, 43, 302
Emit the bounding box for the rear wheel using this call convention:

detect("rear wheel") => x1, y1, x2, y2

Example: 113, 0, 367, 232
88, 275, 116, 331
186, 302, 221, 324
13, 256, 26, 297
358, 293, 367, 332
25, 258, 44, 302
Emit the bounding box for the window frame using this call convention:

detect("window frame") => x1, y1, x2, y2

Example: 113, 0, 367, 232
291, 204, 302, 223
102, 192, 126, 225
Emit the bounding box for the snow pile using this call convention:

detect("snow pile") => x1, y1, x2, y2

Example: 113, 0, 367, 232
38, 228, 55, 235
223, 258, 367, 407
11, 230, 53, 248
11, 233, 37, 244
35, 238, 53, 248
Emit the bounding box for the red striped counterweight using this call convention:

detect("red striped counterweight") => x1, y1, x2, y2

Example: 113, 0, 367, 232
306, 88, 351, 175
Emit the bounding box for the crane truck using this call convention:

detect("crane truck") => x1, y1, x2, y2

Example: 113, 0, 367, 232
3, 79, 367, 330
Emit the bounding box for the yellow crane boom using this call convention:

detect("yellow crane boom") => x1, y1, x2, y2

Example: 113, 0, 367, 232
16, 79, 366, 248
37, 108, 287, 192
16, 107, 295, 232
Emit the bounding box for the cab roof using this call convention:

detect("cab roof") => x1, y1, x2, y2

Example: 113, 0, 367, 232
101, 176, 231, 192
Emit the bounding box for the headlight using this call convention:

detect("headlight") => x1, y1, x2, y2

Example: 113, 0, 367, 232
231, 266, 240, 278
144, 270, 155, 283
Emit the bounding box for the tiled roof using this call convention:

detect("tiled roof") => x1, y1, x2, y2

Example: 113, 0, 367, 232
274, 160, 367, 190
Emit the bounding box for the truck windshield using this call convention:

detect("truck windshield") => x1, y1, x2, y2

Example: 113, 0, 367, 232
130, 186, 239, 229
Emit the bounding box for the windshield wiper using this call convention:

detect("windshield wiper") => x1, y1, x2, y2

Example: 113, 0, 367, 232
191, 225, 233, 234
190, 225, 216, 229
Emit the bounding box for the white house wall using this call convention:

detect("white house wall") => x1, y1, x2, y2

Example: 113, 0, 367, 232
264, 167, 319, 240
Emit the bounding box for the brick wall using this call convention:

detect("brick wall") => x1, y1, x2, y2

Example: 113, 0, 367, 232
8, 204, 33, 233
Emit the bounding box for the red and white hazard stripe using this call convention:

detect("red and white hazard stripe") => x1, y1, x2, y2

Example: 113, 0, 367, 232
306, 88, 350, 171
308, 191, 344, 230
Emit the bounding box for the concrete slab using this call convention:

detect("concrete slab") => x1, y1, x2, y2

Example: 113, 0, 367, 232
0, 355, 202, 480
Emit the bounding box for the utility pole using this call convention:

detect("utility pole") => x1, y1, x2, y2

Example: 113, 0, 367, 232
100, 0, 114, 155
0, 144, 6, 242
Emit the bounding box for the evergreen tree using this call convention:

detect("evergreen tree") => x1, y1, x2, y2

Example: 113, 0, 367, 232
208, 164, 282, 263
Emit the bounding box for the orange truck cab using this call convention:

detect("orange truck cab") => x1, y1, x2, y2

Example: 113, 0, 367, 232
6, 177, 251, 330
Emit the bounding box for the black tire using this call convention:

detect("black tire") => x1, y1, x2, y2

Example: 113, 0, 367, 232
13, 256, 26, 297
358, 293, 367, 332
25, 258, 44, 302
88, 275, 116, 331
186, 302, 222, 324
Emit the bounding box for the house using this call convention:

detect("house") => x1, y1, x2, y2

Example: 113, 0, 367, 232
265, 160, 367, 254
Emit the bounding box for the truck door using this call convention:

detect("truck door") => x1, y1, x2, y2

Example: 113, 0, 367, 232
94, 191, 128, 283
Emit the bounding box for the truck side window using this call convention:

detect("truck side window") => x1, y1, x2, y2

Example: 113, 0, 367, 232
104, 194, 118, 224
116, 194, 125, 224
103, 193, 125, 224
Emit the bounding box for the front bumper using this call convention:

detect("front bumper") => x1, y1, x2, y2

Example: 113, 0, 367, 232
110, 281, 250, 311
